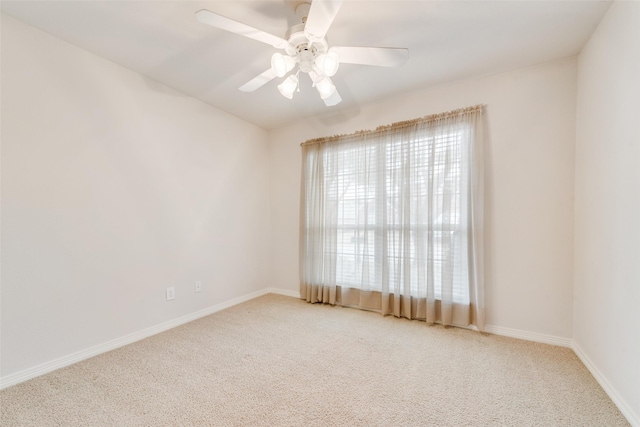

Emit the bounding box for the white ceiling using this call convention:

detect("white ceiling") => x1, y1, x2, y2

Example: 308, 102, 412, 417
1, 1, 611, 130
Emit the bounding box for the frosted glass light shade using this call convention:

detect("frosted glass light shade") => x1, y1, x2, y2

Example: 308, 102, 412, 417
277, 75, 298, 99
315, 76, 336, 99
271, 53, 295, 78
315, 50, 340, 77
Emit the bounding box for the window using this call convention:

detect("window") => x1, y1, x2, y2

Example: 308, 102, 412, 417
300, 106, 484, 328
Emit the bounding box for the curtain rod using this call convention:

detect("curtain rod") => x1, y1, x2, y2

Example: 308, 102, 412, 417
300, 104, 484, 147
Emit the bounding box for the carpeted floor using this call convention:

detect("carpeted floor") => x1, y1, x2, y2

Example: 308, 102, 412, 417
0, 294, 629, 426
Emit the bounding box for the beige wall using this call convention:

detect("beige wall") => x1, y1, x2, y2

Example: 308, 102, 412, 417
269, 57, 578, 340
574, 1, 640, 423
1, 15, 271, 377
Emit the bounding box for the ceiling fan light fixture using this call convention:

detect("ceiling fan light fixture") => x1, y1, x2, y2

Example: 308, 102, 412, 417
315, 76, 336, 100
271, 53, 296, 78
278, 74, 299, 99
315, 50, 340, 77
196, 2, 409, 107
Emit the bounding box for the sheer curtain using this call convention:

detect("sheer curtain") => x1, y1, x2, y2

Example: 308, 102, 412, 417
300, 105, 485, 330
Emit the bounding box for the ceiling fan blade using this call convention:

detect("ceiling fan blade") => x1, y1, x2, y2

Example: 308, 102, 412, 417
304, 0, 344, 41
332, 46, 409, 67
239, 69, 277, 92
323, 89, 342, 107
196, 9, 288, 49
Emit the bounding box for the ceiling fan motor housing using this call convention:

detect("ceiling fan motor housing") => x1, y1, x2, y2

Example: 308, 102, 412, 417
285, 25, 328, 58
284, 3, 329, 73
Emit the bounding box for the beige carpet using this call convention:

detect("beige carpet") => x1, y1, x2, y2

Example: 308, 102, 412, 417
0, 294, 628, 426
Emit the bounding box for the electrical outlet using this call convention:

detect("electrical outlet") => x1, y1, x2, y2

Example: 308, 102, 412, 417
195, 281, 202, 293
166, 286, 175, 301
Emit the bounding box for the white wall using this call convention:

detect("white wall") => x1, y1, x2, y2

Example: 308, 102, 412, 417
574, 1, 640, 423
1, 15, 271, 377
269, 58, 578, 340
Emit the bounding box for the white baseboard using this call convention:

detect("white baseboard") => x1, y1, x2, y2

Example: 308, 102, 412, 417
483, 324, 573, 348
572, 341, 640, 427
266, 287, 300, 299
0, 287, 296, 390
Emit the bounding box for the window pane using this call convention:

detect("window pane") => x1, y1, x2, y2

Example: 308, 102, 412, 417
315, 125, 469, 304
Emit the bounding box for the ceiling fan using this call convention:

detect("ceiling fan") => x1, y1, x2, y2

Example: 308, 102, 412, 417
195, 0, 409, 106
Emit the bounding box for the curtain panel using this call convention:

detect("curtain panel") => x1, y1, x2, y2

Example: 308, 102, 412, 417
299, 105, 485, 331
